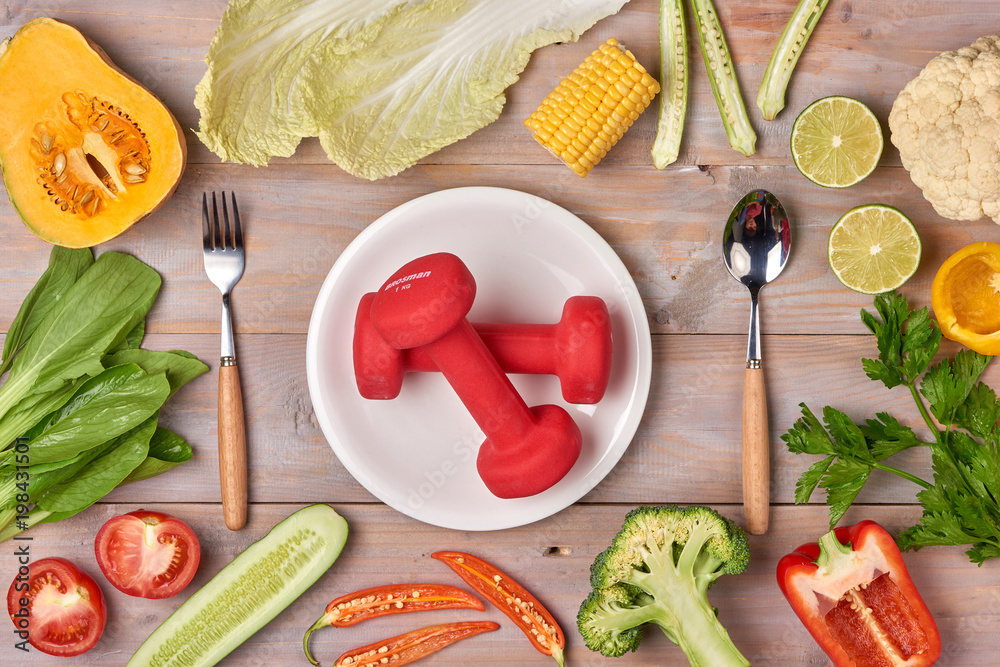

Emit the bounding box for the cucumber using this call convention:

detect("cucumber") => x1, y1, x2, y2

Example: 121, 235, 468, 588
129, 504, 349, 667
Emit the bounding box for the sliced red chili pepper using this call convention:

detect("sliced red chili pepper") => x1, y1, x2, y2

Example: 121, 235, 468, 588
777, 520, 941, 667
432, 550, 565, 667
302, 583, 484, 665
333, 620, 498, 667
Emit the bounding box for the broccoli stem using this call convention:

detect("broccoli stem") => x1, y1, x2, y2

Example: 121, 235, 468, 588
630, 521, 750, 667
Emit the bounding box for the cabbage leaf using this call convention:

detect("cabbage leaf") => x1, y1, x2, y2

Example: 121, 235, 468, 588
195, 0, 629, 179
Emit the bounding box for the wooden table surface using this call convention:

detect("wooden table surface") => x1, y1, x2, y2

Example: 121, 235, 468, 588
3, 1, 1000, 665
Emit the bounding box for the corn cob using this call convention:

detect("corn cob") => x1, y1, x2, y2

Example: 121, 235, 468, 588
525, 38, 660, 177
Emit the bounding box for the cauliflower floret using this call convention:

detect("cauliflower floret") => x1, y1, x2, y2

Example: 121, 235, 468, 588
889, 35, 1000, 224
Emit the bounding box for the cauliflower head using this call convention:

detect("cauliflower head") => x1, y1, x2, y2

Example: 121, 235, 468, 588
889, 35, 1000, 224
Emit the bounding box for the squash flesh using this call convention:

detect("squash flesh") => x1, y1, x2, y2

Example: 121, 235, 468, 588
0, 18, 185, 248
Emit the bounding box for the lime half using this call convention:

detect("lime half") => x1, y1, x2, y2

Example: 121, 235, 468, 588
828, 205, 921, 294
791, 96, 883, 188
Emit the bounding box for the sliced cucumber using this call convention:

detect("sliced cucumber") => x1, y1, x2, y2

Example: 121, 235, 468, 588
129, 504, 349, 667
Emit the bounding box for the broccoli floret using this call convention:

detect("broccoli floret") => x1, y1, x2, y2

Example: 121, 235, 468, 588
578, 505, 751, 666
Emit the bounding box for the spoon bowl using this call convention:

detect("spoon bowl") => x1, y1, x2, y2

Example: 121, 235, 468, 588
723, 189, 791, 535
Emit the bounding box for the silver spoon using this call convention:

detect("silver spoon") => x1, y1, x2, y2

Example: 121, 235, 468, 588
722, 189, 791, 535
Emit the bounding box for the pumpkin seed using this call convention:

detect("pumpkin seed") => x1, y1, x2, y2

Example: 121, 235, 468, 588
123, 174, 146, 184
52, 153, 66, 177
124, 163, 146, 175
80, 190, 95, 205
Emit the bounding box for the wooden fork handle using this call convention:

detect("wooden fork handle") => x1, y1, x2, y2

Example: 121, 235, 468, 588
219, 360, 248, 530
742, 365, 770, 535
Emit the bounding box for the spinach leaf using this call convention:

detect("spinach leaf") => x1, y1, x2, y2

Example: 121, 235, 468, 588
103, 349, 208, 397
0, 247, 93, 375
33, 416, 155, 513
107, 319, 146, 354
0, 251, 160, 421
120, 427, 194, 485
25, 363, 169, 464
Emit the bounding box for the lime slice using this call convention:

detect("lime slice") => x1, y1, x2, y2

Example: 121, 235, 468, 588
828, 204, 921, 294
791, 96, 883, 188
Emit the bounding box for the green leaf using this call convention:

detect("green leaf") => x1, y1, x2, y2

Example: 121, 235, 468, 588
823, 406, 872, 462
860, 292, 940, 388
103, 349, 209, 398
0, 247, 94, 375
794, 456, 834, 504
820, 458, 871, 528
33, 416, 155, 513
921, 350, 989, 424
782, 403, 837, 456
900, 305, 940, 381
862, 413, 924, 460
0, 437, 118, 508
0, 378, 85, 458
952, 381, 1000, 440
24, 364, 169, 464
194, 0, 629, 179
119, 427, 193, 485
106, 319, 146, 354
0, 252, 161, 422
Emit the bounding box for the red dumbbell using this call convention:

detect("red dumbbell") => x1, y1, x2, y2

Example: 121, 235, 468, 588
369, 252, 582, 499
353, 293, 612, 403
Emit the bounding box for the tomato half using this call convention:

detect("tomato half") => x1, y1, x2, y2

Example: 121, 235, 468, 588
7, 557, 107, 656
94, 509, 200, 599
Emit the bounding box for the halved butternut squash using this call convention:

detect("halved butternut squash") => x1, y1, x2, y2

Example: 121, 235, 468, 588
0, 18, 186, 247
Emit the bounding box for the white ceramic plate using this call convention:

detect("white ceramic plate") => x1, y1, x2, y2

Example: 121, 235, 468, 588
306, 187, 651, 530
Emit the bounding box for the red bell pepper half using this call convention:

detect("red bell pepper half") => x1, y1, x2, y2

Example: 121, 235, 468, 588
777, 520, 940, 667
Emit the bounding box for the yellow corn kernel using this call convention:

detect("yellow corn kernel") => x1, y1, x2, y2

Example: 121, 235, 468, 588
523, 37, 659, 176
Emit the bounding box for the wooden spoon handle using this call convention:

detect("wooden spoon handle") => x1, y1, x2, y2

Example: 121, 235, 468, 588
219, 362, 248, 530
742, 365, 770, 535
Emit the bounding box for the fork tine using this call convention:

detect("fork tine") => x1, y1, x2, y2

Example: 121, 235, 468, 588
211, 191, 221, 251
202, 192, 211, 249
231, 192, 243, 249
221, 190, 232, 250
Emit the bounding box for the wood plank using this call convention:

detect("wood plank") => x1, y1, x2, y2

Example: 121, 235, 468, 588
4, 502, 996, 665
1, 0, 996, 168
3, 163, 993, 337
0, 330, 959, 509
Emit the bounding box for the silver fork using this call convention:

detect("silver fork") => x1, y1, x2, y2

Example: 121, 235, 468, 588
202, 191, 247, 531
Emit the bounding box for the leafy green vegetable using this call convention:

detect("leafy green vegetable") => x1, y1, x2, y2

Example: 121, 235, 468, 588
0, 250, 159, 422
0, 247, 206, 542
33, 416, 155, 513
783, 291, 1000, 564
195, 0, 628, 179
0, 246, 93, 375
104, 349, 208, 398
22, 363, 169, 464
119, 427, 194, 485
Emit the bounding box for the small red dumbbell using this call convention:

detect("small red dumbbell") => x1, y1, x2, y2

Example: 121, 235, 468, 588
369, 252, 582, 499
353, 293, 612, 403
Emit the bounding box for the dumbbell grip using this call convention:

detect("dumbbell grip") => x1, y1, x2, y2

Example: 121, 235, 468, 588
425, 319, 534, 441
406, 324, 557, 375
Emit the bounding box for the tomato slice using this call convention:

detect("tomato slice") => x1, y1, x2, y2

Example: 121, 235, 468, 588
94, 509, 200, 599
6, 557, 107, 656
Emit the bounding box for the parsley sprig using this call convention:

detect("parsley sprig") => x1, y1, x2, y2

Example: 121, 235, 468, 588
783, 291, 1000, 564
